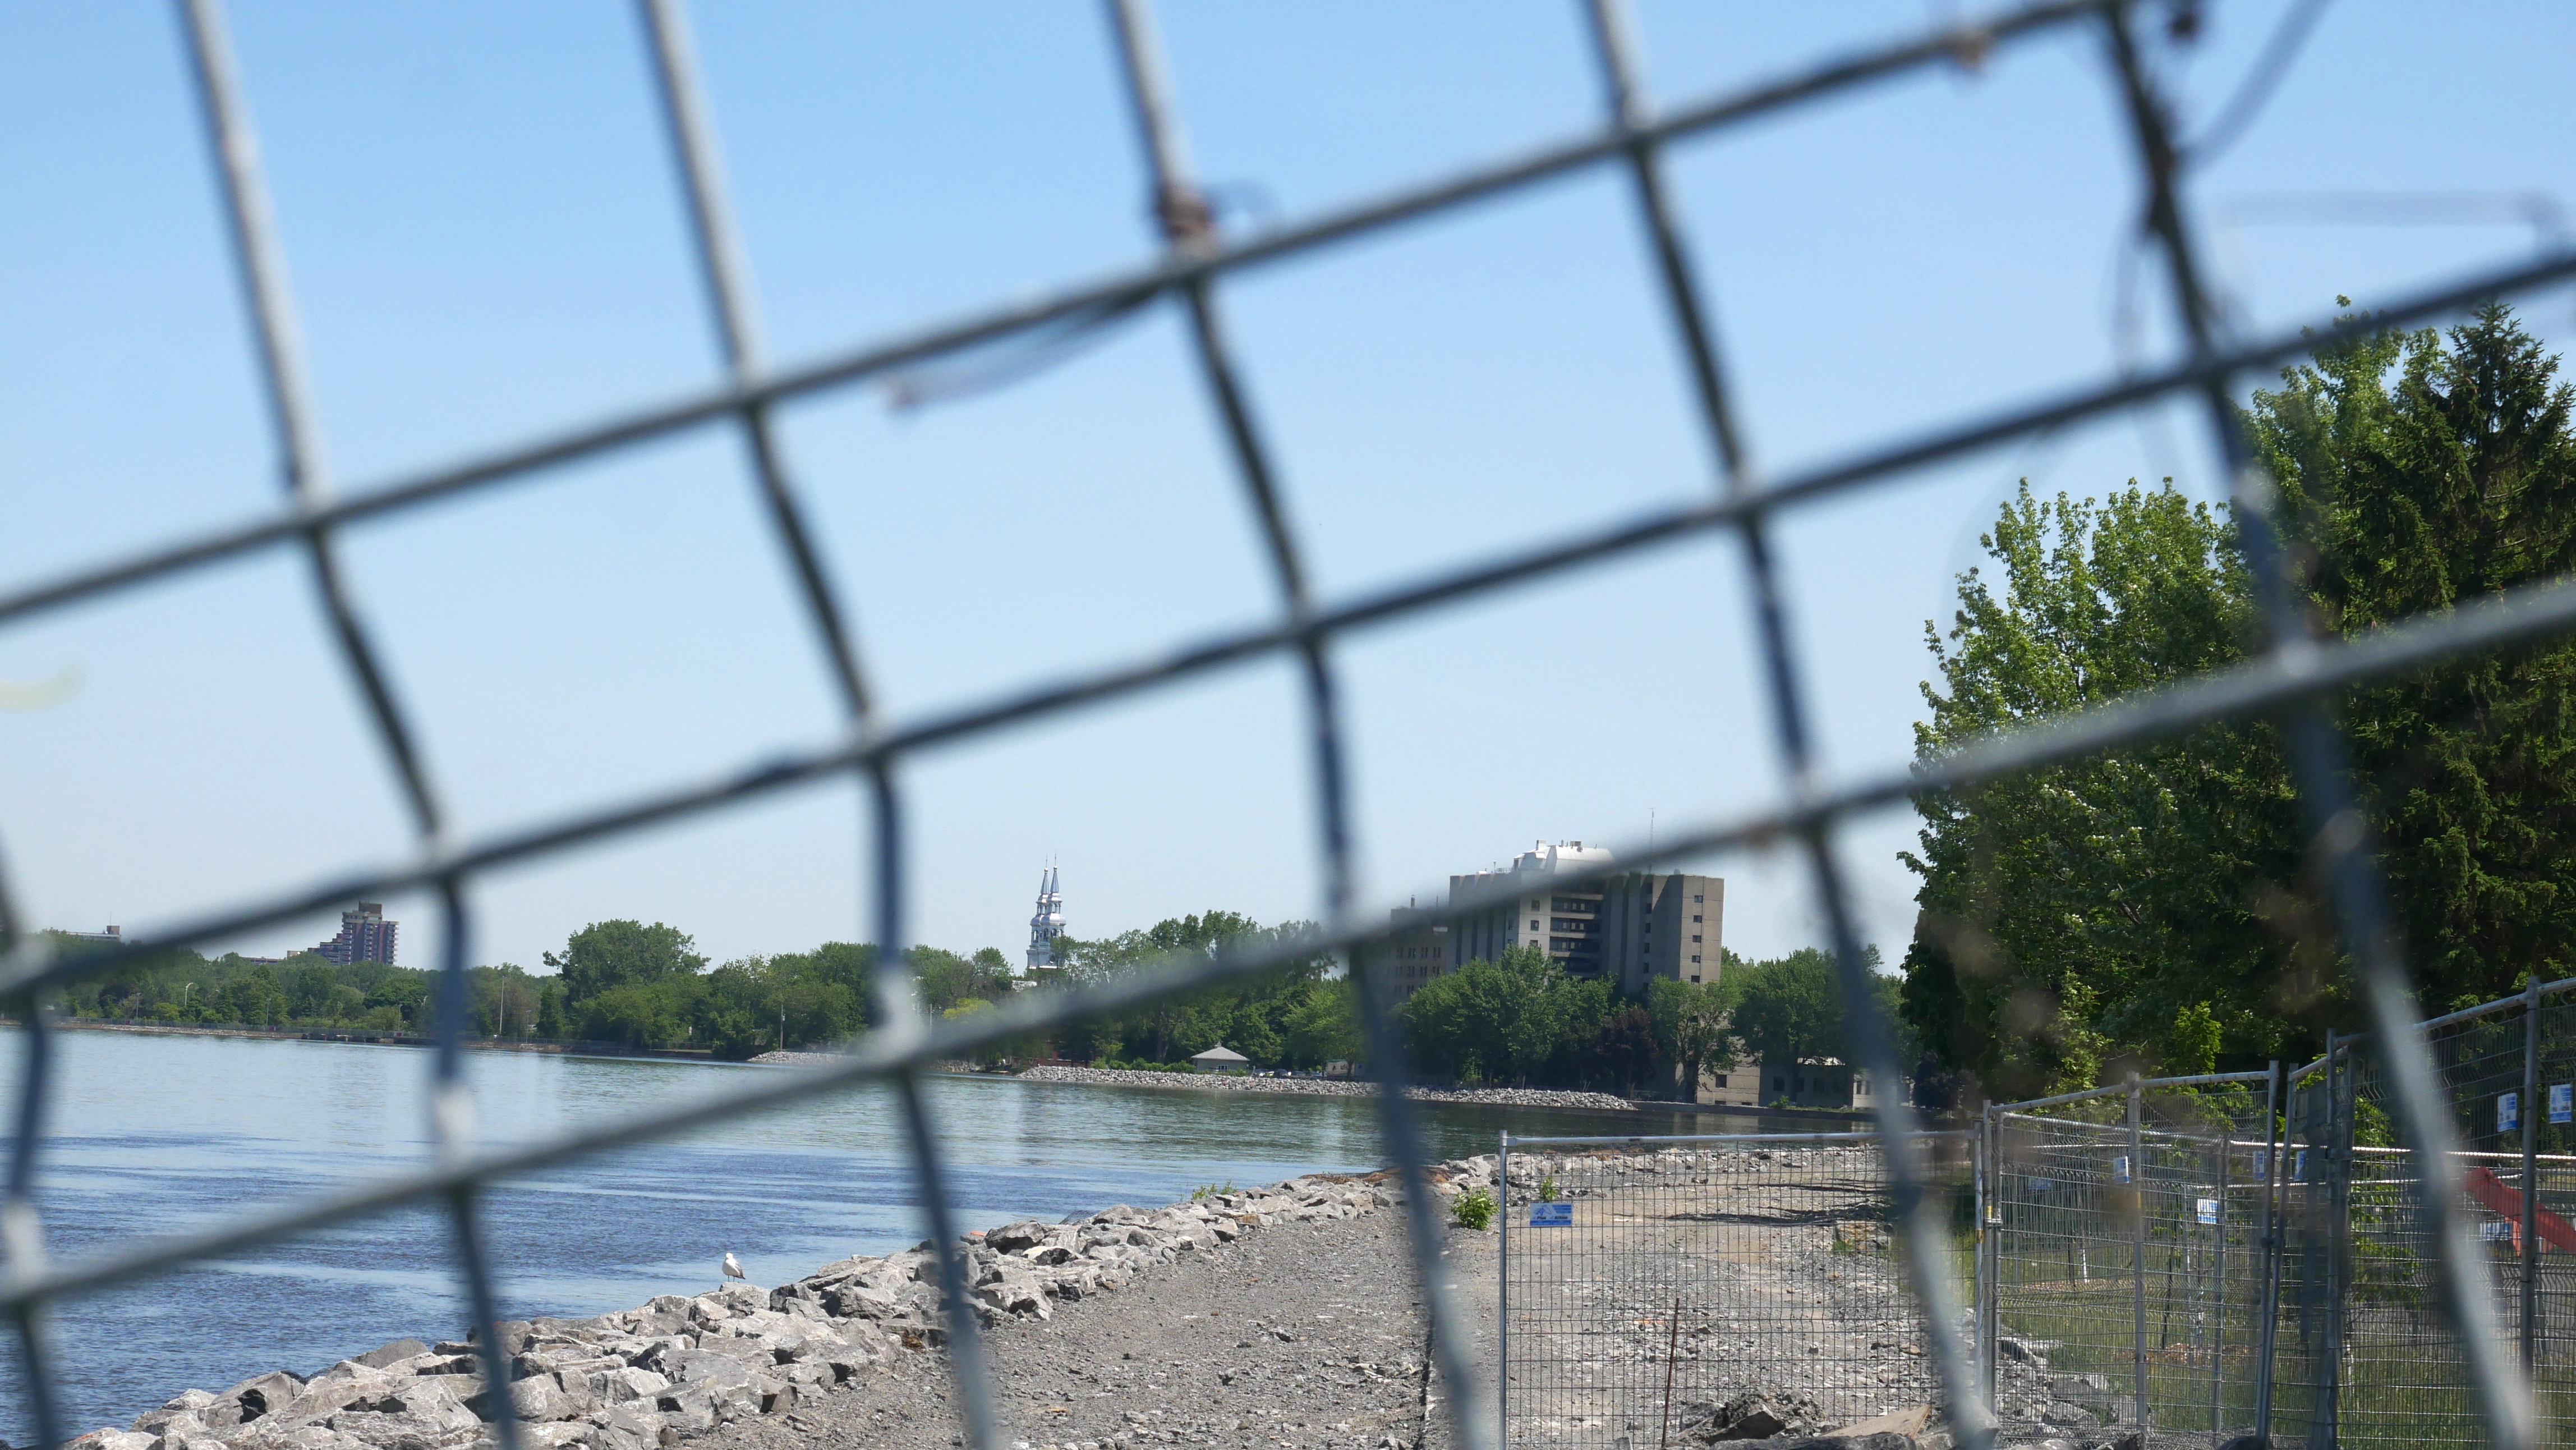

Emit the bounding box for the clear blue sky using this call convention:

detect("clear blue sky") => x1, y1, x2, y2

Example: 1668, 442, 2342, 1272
4, 2, 2573, 974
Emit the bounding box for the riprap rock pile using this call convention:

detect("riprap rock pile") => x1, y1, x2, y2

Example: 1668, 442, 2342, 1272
79, 1177, 1397, 1450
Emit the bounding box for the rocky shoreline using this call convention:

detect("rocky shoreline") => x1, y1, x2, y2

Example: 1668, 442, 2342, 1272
1009, 1064, 1634, 1112
78, 1144, 2078, 1450
76, 1169, 1425, 1450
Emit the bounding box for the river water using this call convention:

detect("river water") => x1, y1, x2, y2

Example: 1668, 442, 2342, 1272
0, 1029, 1805, 1440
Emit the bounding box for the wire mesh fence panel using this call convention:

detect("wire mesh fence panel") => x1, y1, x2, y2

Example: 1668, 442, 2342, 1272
1982, 1082, 2276, 1449
2288, 1003, 2576, 1450
1497, 1135, 1966, 1450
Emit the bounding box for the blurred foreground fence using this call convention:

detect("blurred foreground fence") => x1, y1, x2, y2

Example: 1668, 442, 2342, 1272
15, 0, 2576, 1447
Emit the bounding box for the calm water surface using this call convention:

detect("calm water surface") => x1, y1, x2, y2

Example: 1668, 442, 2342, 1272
0, 1029, 1792, 1439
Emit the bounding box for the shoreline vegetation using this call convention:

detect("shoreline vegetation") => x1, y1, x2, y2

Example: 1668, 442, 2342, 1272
40, 908, 1913, 1107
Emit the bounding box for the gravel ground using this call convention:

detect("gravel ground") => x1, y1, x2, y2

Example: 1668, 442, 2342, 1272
710, 1204, 1500, 1450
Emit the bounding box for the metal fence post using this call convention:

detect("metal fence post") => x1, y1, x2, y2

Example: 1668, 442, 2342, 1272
2131, 1073, 2149, 1432
1979, 1103, 1997, 1408
2526, 976, 2543, 1375
2253, 1060, 2283, 1447
2319, 1036, 2353, 1450
2209, 1095, 2231, 1446
1498, 1130, 1511, 1449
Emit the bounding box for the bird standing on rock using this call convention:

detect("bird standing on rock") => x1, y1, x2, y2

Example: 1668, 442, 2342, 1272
722, 1252, 747, 1282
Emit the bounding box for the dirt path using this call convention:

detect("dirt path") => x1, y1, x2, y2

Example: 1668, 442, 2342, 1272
711, 1209, 1500, 1450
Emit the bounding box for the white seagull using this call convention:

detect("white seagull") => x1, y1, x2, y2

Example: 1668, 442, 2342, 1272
721, 1252, 747, 1282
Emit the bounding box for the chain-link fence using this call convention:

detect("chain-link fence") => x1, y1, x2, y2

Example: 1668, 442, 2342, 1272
1497, 1133, 1968, 1450
15, 2, 2576, 1449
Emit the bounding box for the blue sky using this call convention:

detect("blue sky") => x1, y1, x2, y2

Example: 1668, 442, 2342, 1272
5, 2, 2574, 975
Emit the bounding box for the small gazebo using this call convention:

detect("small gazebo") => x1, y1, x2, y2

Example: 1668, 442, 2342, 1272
1190, 1044, 1252, 1075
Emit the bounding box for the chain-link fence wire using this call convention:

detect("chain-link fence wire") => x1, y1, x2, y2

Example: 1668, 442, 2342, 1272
1981, 1078, 2276, 1448
1497, 1134, 1969, 1450
10, 1, 2576, 1448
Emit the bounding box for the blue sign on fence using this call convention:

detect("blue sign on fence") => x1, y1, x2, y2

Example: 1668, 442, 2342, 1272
2197, 1197, 2220, 1226
1529, 1201, 1572, 1228
2112, 1155, 2131, 1185
2553, 1083, 2573, 1126
2501, 1092, 2522, 1134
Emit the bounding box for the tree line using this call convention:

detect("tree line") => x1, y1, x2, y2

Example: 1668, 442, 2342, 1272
42, 919, 1020, 1061
47, 908, 1907, 1095
1902, 303, 2576, 1100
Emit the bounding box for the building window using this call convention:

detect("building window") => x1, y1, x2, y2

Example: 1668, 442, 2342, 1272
1692, 914, 1702, 923
1690, 955, 1701, 963
1529, 919, 1539, 931
1691, 934, 1701, 942
1690, 975, 1701, 984
1773, 1076, 1784, 1092
1713, 1075, 1727, 1088
1694, 894, 1704, 902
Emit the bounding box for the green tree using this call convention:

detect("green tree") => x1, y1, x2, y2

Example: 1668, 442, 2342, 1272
1729, 949, 1844, 1069
1401, 946, 1577, 1087
1902, 303, 2576, 1095
2259, 301, 2576, 1008
1646, 977, 1731, 1102
544, 921, 706, 1008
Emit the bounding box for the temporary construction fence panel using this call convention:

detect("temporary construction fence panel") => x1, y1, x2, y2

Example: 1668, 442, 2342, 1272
1496, 1132, 1970, 1450
1981, 1076, 2279, 1448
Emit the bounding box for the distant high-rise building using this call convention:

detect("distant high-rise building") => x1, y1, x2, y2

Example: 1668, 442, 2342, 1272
1447, 841, 1723, 993
1025, 866, 1067, 976
314, 901, 398, 966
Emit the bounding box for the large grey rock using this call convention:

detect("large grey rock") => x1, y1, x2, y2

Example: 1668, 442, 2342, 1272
650, 1385, 717, 1438
821, 1280, 903, 1321
70, 1430, 156, 1450
228, 1425, 374, 1450
584, 1368, 669, 1406
323, 1402, 483, 1450
464, 1374, 594, 1423
380, 1354, 477, 1379
132, 1391, 217, 1435
971, 1263, 1051, 1320
207, 1371, 310, 1430
353, 1343, 434, 1372
982, 1222, 1053, 1255
587, 1405, 665, 1450
648, 1349, 758, 1392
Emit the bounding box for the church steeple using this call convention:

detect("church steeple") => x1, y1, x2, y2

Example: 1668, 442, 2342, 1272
1026, 862, 1066, 974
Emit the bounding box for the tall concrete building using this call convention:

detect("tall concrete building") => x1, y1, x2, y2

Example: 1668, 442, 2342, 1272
1360, 901, 1450, 1003
314, 902, 398, 966
1447, 841, 1723, 994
